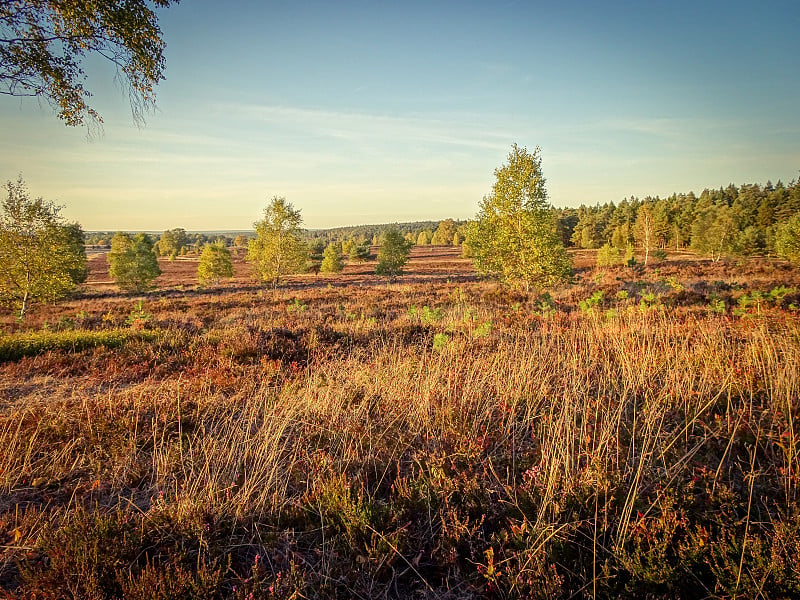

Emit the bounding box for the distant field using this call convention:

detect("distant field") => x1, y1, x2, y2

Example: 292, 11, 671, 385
1, 248, 799, 598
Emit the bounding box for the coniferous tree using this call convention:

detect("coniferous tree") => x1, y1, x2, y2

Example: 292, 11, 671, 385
320, 242, 344, 273
376, 228, 413, 280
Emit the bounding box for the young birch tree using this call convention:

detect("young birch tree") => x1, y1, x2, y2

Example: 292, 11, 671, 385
466, 144, 571, 291
247, 197, 308, 288
0, 177, 87, 318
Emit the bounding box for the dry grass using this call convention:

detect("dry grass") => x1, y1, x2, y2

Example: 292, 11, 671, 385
0, 249, 798, 598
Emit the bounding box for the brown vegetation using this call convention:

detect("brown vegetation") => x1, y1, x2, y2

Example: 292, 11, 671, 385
0, 247, 798, 598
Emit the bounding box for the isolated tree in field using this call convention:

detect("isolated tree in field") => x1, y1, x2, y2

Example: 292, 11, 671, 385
376, 228, 413, 280
0, 177, 87, 318
156, 228, 188, 258
197, 242, 233, 285
416, 231, 430, 246
466, 144, 572, 291
0, 0, 177, 127
634, 203, 656, 265
320, 243, 344, 273
248, 197, 308, 288
108, 232, 161, 291
775, 214, 800, 264
596, 243, 622, 267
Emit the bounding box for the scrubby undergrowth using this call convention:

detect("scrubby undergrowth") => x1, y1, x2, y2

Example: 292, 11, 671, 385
0, 254, 798, 599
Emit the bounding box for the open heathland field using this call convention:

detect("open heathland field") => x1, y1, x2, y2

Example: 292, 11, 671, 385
1, 246, 799, 599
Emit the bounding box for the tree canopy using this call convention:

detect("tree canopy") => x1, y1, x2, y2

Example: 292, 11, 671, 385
248, 197, 308, 288
560, 178, 800, 259
775, 214, 800, 264
156, 228, 189, 258
107, 232, 161, 291
197, 242, 233, 285
320, 242, 344, 274
0, 0, 178, 126
466, 145, 572, 291
0, 177, 87, 317
375, 228, 412, 280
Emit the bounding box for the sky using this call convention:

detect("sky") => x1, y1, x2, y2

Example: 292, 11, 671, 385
2, 0, 799, 230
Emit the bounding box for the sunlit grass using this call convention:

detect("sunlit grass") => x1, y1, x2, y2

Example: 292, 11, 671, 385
1, 258, 799, 597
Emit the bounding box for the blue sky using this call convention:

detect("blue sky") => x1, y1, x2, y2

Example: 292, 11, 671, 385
2, 0, 799, 230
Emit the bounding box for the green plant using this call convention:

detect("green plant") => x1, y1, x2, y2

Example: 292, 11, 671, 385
733, 291, 764, 317
126, 300, 152, 328
465, 144, 572, 290
320, 243, 344, 273
769, 285, 796, 304
375, 228, 413, 280
616, 290, 629, 301
0, 328, 159, 361
535, 292, 557, 317
624, 243, 636, 266
420, 305, 443, 325
108, 232, 161, 292
472, 320, 492, 339
197, 242, 233, 284
287, 298, 307, 313
432, 332, 451, 352
579, 290, 604, 313
0, 177, 88, 318
597, 243, 622, 267
664, 276, 683, 291
639, 291, 660, 310
707, 295, 726, 315
248, 197, 308, 288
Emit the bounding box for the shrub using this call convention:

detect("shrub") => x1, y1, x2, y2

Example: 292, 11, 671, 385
320, 243, 344, 274
108, 232, 161, 292
0, 328, 158, 361
597, 243, 622, 267
197, 242, 233, 284
375, 228, 412, 280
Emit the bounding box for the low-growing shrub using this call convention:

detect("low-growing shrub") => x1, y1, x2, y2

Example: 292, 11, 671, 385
597, 243, 622, 267
579, 290, 604, 313
0, 329, 159, 361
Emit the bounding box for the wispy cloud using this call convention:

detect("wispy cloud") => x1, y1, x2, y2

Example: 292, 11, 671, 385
224, 102, 514, 151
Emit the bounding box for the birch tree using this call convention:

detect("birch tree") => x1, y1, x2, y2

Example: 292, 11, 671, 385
247, 197, 307, 288
0, 177, 87, 318
465, 145, 571, 291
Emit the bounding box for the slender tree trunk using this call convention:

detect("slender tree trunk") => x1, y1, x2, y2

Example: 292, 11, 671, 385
19, 269, 30, 319
20, 289, 28, 319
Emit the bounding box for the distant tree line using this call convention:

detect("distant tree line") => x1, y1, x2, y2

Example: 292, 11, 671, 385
304, 219, 468, 248
84, 230, 246, 253
555, 179, 800, 260
5, 167, 800, 318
